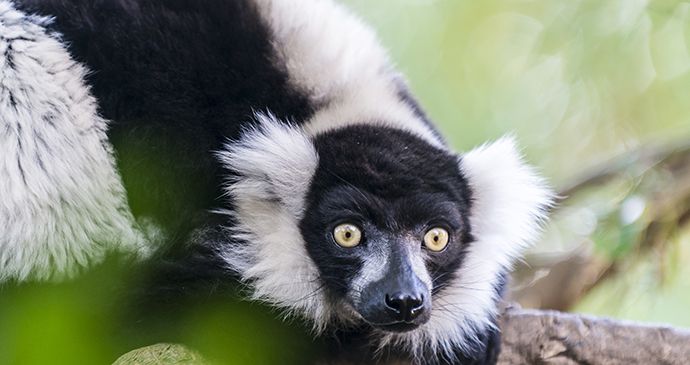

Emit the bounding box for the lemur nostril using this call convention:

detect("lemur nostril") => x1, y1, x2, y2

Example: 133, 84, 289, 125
385, 294, 402, 313
385, 292, 424, 321
407, 294, 424, 321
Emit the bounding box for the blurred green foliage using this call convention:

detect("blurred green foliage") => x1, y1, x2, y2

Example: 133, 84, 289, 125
0, 259, 318, 364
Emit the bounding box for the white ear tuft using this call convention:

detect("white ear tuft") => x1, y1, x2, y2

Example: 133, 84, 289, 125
216, 113, 330, 329
460, 136, 554, 262
217, 112, 318, 218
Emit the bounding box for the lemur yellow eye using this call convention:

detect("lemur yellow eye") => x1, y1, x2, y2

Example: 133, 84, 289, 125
333, 224, 362, 248
423, 227, 449, 252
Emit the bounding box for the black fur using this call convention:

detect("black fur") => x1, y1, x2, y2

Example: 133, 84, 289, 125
319, 322, 501, 365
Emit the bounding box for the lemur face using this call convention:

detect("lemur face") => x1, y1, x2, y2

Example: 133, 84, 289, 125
300, 125, 473, 332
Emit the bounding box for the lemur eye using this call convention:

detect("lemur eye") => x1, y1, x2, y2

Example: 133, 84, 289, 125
423, 227, 449, 252
333, 223, 362, 248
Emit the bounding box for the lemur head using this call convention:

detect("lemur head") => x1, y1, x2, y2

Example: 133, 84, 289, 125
220, 114, 552, 349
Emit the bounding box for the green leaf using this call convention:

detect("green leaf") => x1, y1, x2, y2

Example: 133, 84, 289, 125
113, 344, 209, 365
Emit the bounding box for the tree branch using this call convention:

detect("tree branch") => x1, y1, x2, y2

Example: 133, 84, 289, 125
498, 306, 690, 365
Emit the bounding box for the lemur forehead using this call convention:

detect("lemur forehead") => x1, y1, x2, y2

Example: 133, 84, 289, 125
308, 124, 467, 200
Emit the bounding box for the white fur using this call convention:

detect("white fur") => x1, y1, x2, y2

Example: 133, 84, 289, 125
349, 240, 390, 307
216, 114, 334, 330
254, 0, 445, 149
0, 2, 148, 282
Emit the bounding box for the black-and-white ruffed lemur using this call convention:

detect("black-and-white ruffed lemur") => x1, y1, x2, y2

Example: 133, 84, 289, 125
0, 0, 553, 363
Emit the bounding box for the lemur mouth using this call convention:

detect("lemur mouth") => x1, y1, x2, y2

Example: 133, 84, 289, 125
377, 321, 421, 333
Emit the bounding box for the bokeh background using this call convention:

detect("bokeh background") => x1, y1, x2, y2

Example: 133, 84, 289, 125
2, 0, 690, 364
341, 0, 690, 327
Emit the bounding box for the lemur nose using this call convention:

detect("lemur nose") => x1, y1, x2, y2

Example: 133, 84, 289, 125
385, 292, 425, 322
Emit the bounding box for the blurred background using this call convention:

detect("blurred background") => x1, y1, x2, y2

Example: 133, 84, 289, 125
2, 0, 690, 364
340, 0, 690, 327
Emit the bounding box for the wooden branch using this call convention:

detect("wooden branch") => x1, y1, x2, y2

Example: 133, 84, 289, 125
498, 307, 690, 365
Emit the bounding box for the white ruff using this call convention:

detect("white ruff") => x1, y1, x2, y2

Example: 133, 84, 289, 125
377, 137, 553, 362
254, 0, 445, 148
216, 114, 332, 331
0, 2, 148, 282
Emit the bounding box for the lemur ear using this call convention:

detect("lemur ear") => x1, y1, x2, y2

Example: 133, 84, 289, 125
459, 136, 553, 265
215, 113, 327, 327
217, 113, 319, 219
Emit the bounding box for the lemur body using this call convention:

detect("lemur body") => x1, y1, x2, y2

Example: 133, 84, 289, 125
0, 1, 552, 363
